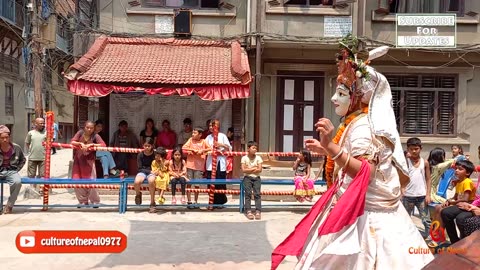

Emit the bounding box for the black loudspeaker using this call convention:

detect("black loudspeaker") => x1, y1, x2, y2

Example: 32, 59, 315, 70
174, 9, 192, 36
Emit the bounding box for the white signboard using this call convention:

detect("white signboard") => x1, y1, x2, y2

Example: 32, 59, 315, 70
109, 93, 232, 142
324, 16, 352, 37
155, 15, 174, 34
396, 14, 456, 48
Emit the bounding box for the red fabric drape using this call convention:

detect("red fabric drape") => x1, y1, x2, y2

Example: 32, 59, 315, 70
67, 80, 250, 101
271, 160, 371, 270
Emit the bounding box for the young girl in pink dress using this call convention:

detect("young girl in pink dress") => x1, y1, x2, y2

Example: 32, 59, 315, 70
293, 150, 315, 202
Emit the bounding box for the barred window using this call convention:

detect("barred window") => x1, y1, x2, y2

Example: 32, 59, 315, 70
377, 0, 464, 17
387, 74, 456, 136
5, 83, 14, 116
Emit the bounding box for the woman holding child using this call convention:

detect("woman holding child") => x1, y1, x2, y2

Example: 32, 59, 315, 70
272, 36, 433, 269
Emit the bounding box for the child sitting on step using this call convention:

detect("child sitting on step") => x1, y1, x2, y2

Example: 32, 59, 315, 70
293, 149, 315, 202
151, 147, 170, 207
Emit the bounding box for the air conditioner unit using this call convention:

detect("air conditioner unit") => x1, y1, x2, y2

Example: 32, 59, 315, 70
173, 9, 192, 36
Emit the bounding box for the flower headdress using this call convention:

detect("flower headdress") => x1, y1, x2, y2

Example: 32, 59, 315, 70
336, 34, 371, 102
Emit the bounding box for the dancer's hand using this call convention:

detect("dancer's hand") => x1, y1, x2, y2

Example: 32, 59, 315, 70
304, 139, 326, 155
315, 118, 335, 148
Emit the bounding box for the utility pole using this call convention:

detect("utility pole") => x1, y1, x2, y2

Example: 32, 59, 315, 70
30, 0, 43, 118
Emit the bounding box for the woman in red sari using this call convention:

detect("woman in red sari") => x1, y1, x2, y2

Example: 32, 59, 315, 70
71, 121, 106, 207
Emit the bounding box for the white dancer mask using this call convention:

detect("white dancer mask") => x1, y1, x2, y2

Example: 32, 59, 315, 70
331, 84, 351, 117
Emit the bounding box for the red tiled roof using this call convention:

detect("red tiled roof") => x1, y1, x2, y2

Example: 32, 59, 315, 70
67, 36, 252, 86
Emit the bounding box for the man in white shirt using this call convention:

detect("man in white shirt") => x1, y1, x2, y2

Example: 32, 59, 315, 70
205, 119, 232, 207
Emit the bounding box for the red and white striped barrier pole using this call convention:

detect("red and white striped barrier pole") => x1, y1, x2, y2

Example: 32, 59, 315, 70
208, 123, 219, 210
42, 111, 54, 211
48, 142, 324, 158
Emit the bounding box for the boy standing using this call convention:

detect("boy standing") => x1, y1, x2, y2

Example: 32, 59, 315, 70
182, 127, 210, 209
241, 141, 263, 220
440, 159, 476, 243
403, 137, 432, 238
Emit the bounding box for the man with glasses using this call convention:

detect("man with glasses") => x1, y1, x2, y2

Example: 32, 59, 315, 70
0, 125, 25, 214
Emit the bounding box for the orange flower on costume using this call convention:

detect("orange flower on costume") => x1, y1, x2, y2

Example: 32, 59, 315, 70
324, 106, 369, 188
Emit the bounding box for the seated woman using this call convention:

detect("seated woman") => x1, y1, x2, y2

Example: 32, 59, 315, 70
94, 120, 120, 178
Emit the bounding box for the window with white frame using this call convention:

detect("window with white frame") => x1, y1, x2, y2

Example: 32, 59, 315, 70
142, 0, 221, 8
5, 83, 14, 116
387, 74, 456, 136
283, 0, 333, 5
377, 0, 465, 16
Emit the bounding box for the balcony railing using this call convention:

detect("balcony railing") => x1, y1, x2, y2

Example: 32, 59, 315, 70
0, 53, 20, 74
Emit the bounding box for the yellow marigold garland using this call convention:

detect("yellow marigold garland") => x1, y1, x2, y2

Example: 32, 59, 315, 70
324, 106, 369, 188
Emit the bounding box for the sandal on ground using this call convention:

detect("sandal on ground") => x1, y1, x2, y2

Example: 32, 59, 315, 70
296, 197, 305, 203
2, 205, 12, 214
111, 170, 121, 177
172, 198, 177, 205
149, 204, 157, 213
77, 203, 88, 209
246, 211, 254, 220
304, 196, 312, 202
255, 211, 261, 220
427, 240, 438, 248
156, 197, 165, 205
181, 198, 186, 204
135, 193, 142, 205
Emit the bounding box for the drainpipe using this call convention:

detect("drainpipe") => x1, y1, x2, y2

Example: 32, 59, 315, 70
254, 0, 262, 144
245, 0, 251, 146
246, 0, 251, 35
357, 0, 366, 37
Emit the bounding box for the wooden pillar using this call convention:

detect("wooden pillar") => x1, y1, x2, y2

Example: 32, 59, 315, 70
98, 96, 110, 142
232, 99, 244, 179
253, 0, 263, 144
